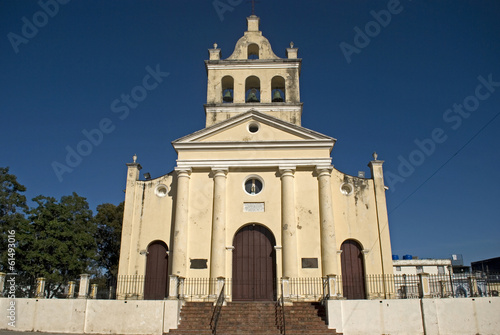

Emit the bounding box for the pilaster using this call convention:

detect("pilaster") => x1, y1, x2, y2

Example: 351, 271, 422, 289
117, 156, 142, 284
368, 153, 394, 277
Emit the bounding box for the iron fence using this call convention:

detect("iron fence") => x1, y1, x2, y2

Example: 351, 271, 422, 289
13, 272, 498, 300
287, 277, 325, 301
116, 275, 144, 299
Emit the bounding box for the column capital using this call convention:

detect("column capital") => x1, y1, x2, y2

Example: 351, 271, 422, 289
175, 167, 192, 178
210, 167, 228, 178
279, 166, 295, 178
315, 165, 333, 177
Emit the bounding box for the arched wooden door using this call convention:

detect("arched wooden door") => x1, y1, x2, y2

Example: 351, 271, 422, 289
144, 241, 169, 300
232, 225, 276, 301
341, 240, 366, 299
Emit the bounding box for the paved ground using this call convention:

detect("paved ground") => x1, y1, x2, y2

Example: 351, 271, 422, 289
1, 332, 79, 335
1, 332, 107, 335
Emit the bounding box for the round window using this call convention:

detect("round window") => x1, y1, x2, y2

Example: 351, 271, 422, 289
155, 185, 168, 197
340, 183, 353, 195
248, 122, 260, 133
244, 177, 263, 195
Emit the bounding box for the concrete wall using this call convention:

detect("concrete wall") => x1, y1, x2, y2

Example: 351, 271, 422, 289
0, 298, 180, 335
3, 298, 499, 334
327, 297, 500, 335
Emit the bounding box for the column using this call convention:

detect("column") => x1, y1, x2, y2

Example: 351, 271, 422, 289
280, 167, 298, 278
90, 284, 98, 299
0, 273, 5, 296
168, 275, 179, 300
316, 166, 338, 276
171, 168, 191, 277
418, 273, 431, 298
67, 281, 76, 298
36, 277, 46, 298
210, 168, 228, 280
78, 274, 90, 299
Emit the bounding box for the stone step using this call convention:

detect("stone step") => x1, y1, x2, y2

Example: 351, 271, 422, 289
169, 301, 339, 335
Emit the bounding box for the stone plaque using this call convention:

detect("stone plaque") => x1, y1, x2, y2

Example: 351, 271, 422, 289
190, 259, 208, 269
243, 202, 265, 212
302, 258, 319, 269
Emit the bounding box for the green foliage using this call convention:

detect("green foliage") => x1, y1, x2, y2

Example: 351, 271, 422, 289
17, 193, 97, 298
94, 202, 124, 280
0, 167, 28, 273
0, 167, 124, 298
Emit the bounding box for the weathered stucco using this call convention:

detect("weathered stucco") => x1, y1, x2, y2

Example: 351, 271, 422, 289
117, 15, 394, 301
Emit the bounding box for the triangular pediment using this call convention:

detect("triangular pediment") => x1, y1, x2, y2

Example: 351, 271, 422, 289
173, 111, 335, 146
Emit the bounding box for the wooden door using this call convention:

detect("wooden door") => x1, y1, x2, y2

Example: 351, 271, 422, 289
341, 240, 366, 299
232, 225, 276, 301
144, 241, 169, 300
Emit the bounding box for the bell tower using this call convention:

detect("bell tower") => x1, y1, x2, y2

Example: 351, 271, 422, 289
204, 15, 302, 127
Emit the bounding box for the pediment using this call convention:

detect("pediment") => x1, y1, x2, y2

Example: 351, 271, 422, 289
173, 111, 335, 146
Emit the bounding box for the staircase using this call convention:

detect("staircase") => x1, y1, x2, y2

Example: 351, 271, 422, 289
168, 301, 340, 335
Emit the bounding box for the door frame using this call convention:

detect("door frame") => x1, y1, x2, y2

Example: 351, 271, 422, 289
231, 224, 277, 301
340, 239, 366, 300
144, 240, 169, 300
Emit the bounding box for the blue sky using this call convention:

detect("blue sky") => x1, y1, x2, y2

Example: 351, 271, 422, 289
1, 0, 499, 266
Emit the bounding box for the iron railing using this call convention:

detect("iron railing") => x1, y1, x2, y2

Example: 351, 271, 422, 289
210, 283, 225, 335
85, 272, 500, 301
287, 277, 324, 301
275, 281, 286, 335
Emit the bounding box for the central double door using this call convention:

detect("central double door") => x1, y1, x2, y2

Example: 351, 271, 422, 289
232, 224, 276, 301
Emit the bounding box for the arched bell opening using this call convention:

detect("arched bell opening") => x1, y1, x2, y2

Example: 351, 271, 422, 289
271, 76, 286, 102
144, 240, 169, 300
221, 76, 234, 103
245, 76, 261, 103
248, 43, 259, 59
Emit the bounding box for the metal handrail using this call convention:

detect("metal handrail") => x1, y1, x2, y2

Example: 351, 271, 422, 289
210, 283, 225, 335
320, 276, 330, 306
276, 282, 286, 335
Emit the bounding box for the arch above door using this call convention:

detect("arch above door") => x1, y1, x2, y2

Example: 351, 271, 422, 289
144, 240, 169, 300
341, 239, 366, 300
232, 224, 276, 301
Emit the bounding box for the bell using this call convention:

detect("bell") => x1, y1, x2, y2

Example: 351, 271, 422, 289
246, 89, 259, 102
223, 90, 233, 102
272, 90, 284, 102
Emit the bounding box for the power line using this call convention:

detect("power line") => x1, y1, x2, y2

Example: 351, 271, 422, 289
389, 110, 500, 214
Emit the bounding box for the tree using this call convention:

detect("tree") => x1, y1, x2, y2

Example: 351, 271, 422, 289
0, 167, 28, 274
17, 192, 97, 298
94, 202, 124, 280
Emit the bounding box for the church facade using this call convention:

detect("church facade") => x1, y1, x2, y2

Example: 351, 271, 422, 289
117, 15, 394, 302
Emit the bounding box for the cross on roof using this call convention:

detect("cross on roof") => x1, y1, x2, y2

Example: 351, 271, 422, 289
247, 0, 259, 15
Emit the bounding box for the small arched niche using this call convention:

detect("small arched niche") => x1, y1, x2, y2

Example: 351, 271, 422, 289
248, 43, 259, 59
221, 76, 234, 103
271, 76, 286, 102
245, 76, 260, 103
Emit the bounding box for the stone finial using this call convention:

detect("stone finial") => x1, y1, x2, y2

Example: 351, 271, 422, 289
372, 152, 378, 161
290, 41, 294, 48
133, 154, 137, 163
213, 43, 218, 49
